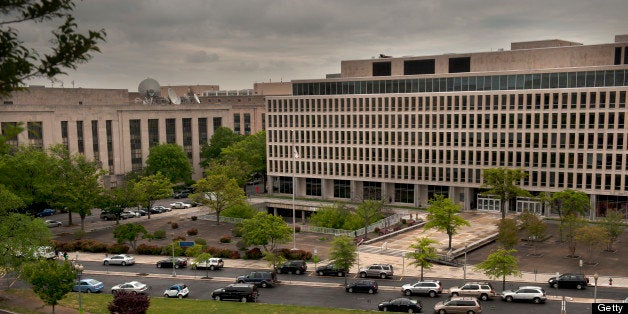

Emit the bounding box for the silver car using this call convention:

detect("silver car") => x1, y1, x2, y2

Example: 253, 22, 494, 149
358, 264, 394, 279
103, 254, 135, 266
401, 280, 442, 297
501, 286, 546, 304
111, 281, 149, 295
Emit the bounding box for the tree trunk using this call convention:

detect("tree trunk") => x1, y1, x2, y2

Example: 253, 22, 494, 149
420, 265, 424, 281
216, 211, 220, 225
501, 201, 506, 220
447, 233, 452, 250
502, 274, 506, 291
68, 211, 73, 225
80, 214, 86, 231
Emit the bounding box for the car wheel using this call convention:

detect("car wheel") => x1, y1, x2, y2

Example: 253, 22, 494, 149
467, 311, 475, 314
505, 296, 513, 302
295, 269, 301, 275
164, 293, 169, 298
86, 289, 92, 294
210, 265, 215, 271
178, 294, 183, 299
404, 290, 412, 296
121, 261, 126, 266
451, 292, 459, 297
439, 310, 447, 314
576, 284, 583, 290
288, 270, 293, 275
318, 271, 324, 276
241, 297, 247, 303
338, 271, 344, 277
360, 272, 366, 278
261, 281, 268, 288
348, 288, 354, 293
407, 309, 414, 313
429, 290, 437, 298
175, 265, 180, 269
157, 263, 161, 268
103, 261, 109, 266
533, 297, 541, 304
480, 294, 489, 301
552, 282, 558, 288
214, 296, 221, 301
382, 307, 388, 312
380, 273, 387, 279
112, 290, 117, 295
368, 289, 375, 294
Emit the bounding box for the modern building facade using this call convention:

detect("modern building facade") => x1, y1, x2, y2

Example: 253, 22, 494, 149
0, 80, 283, 186
266, 35, 628, 219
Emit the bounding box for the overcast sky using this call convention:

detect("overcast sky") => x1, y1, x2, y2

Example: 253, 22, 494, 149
20, 0, 628, 92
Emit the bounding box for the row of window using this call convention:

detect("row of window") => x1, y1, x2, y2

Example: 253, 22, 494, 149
292, 69, 628, 96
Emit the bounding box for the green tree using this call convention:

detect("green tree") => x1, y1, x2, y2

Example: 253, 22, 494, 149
132, 173, 173, 219
550, 189, 590, 253
600, 210, 625, 252
497, 218, 519, 249
0, 0, 106, 96
200, 127, 243, 165
221, 131, 267, 174
481, 168, 530, 220
562, 215, 586, 257
21, 259, 75, 314
191, 252, 214, 278
0, 213, 52, 273
575, 224, 610, 264
191, 174, 246, 225
98, 184, 135, 225
309, 203, 351, 230
146, 143, 192, 185
519, 211, 546, 256
241, 212, 292, 268
424, 194, 470, 250
203, 159, 251, 188
354, 200, 384, 238
222, 203, 258, 219
0, 123, 24, 155
49, 146, 104, 230
329, 236, 357, 285
0, 184, 25, 213
407, 237, 438, 281
113, 223, 148, 252
474, 248, 522, 291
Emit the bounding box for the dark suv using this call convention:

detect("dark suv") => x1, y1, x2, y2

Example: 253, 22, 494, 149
315, 263, 347, 277
276, 260, 307, 275
547, 273, 589, 290
211, 284, 258, 302
236, 271, 277, 288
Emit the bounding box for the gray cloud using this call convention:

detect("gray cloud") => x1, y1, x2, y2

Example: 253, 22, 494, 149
17, 0, 628, 91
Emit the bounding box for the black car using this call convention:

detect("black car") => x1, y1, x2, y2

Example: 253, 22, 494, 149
236, 271, 277, 288
276, 260, 307, 275
212, 284, 258, 302
173, 191, 189, 199
346, 280, 378, 294
156, 257, 187, 269
315, 263, 347, 277
548, 273, 589, 290
378, 297, 422, 313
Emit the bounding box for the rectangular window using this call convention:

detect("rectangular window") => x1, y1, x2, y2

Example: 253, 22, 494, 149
233, 113, 241, 134
404, 59, 435, 75
449, 57, 471, 73
198, 118, 208, 145
148, 119, 159, 148
166, 118, 176, 143
27, 121, 43, 149
182, 118, 192, 160
373, 62, 391, 76
244, 113, 251, 134
91, 120, 99, 164
76, 121, 84, 154
615, 47, 622, 65
106, 120, 114, 172
213, 117, 222, 131
129, 119, 142, 171
1, 122, 19, 150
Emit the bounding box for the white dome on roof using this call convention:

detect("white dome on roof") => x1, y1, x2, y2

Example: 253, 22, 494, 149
138, 78, 160, 97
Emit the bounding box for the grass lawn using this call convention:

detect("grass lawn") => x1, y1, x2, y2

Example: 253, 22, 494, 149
2, 289, 373, 313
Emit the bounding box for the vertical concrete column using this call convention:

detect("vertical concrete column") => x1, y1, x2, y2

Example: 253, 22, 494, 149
140, 118, 150, 168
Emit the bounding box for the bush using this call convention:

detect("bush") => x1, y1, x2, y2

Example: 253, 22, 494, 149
231, 223, 243, 237
108, 291, 150, 314
191, 216, 198, 221
294, 225, 301, 233
219, 236, 231, 243
236, 239, 249, 251
136, 243, 162, 255
173, 235, 186, 242
244, 247, 263, 260
374, 227, 381, 234
401, 218, 407, 224
276, 248, 313, 260
203, 246, 240, 259
107, 243, 130, 254
393, 226, 401, 231
187, 228, 198, 236
153, 229, 166, 240
222, 204, 257, 219
161, 243, 184, 256
407, 220, 416, 226
194, 238, 207, 246
81, 240, 108, 253
171, 222, 179, 229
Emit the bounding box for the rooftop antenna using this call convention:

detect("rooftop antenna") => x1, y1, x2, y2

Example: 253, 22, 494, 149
168, 88, 181, 105
193, 93, 201, 104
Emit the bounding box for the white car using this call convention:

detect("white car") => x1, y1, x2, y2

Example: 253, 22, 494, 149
170, 202, 192, 209
103, 254, 135, 266
44, 219, 62, 228
191, 258, 224, 270
163, 283, 190, 298
111, 281, 149, 295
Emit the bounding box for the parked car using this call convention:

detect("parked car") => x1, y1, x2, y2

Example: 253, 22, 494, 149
36, 208, 55, 217
44, 219, 62, 228
73, 278, 104, 293
131, 209, 148, 216
103, 254, 135, 266
401, 280, 442, 297
170, 202, 192, 209
34, 246, 57, 260
156, 257, 187, 269
111, 281, 149, 295
547, 273, 589, 290
163, 283, 189, 298
315, 263, 347, 277
212, 283, 258, 302
434, 296, 482, 314
120, 210, 139, 219
449, 282, 496, 301
276, 260, 307, 275
100, 211, 118, 221
150, 205, 170, 214
173, 191, 189, 199
236, 271, 277, 288
378, 297, 422, 313
191, 257, 224, 270
501, 286, 547, 304
346, 280, 378, 294
359, 263, 394, 279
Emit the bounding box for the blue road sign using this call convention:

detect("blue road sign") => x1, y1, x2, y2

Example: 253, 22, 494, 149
179, 241, 195, 248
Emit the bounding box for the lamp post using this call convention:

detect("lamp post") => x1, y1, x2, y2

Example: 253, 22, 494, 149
291, 129, 297, 250
74, 263, 84, 314
463, 245, 468, 280
172, 233, 176, 277
593, 273, 599, 303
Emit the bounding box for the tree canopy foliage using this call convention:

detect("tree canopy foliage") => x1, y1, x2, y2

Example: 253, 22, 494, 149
424, 194, 470, 250
474, 248, 521, 291
575, 224, 609, 264
0, 0, 106, 96
146, 144, 192, 185
241, 212, 292, 253
481, 168, 530, 219
191, 174, 246, 224
601, 210, 626, 252
200, 127, 243, 165
407, 237, 438, 281
22, 260, 76, 313
497, 218, 519, 249
220, 131, 266, 174
132, 172, 173, 219
329, 236, 357, 285
0, 213, 52, 273
113, 223, 148, 252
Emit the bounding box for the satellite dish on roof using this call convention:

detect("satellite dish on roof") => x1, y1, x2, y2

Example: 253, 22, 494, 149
168, 88, 181, 105
138, 78, 161, 97
193, 94, 200, 104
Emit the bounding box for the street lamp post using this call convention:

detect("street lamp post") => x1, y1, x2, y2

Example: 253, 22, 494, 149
463, 245, 468, 280
172, 233, 176, 277
74, 263, 84, 314
593, 273, 599, 303
291, 129, 297, 250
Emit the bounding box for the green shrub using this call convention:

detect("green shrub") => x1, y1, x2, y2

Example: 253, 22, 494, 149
219, 236, 231, 243
171, 222, 179, 229
187, 228, 198, 236
194, 238, 207, 246
161, 243, 184, 256
236, 239, 248, 251
222, 204, 257, 219
244, 247, 263, 259
173, 235, 186, 241
108, 243, 130, 254
153, 229, 166, 240
231, 223, 243, 237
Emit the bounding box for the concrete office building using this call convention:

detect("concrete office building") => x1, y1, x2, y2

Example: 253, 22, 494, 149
0, 80, 289, 187
266, 34, 628, 219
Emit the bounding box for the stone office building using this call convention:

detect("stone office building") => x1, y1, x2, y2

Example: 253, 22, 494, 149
266, 35, 628, 219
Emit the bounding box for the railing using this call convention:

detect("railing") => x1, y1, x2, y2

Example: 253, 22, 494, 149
201, 215, 245, 224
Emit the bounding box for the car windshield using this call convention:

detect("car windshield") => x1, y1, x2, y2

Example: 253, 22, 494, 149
85, 279, 100, 285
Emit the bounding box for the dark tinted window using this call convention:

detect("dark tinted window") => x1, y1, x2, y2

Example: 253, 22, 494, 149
373, 62, 391, 76
404, 59, 435, 75
449, 57, 471, 73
